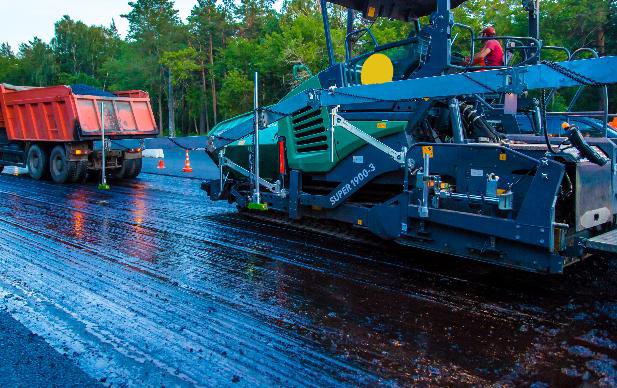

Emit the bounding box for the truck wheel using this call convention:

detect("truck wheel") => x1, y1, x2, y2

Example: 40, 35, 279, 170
126, 158, 143, 179
68, 161, 88, 183
27, 144, 49, 181
49, 145, 71, 184
111, 159, 130, 180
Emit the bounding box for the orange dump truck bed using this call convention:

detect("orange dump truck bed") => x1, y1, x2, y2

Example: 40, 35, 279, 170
0, 84, 158, 142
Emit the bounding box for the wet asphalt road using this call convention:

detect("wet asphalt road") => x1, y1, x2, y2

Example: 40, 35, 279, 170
0, 307, 99, 387
0, 156, 616, 386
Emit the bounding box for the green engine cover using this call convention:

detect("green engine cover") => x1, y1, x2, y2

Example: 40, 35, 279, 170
210, 73, 409, 176
220, 124, 280, 180
278, 107, 408, 173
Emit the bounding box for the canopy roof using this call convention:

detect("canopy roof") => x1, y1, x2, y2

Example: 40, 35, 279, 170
330, 0, 468, 20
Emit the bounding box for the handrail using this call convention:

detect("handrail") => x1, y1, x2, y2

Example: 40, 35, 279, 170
504, 38, 529, 65
571, 47, 600, 59
547, 111, 617, 118
343, 37, 422, 86
344, 38, 421, 66
567, 48, 609, 136
542, 47, 571, 106
542, 46, 571, 61
452, 23, 475, 60
345, 28, 379, 61
292, 64, 313, 81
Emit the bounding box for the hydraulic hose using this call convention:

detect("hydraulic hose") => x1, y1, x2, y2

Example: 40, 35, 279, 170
530, 99, 543, 136
540, 90, 556, 154
478, 117, 501, 141
461, 104, 500, 141
561, 170, 573, 198
564, 124, 609, 166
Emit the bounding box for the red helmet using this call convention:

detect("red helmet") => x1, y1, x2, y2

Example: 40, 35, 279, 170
482, 26, 496, 37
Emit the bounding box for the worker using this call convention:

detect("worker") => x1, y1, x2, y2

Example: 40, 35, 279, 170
468, 26, 504, 67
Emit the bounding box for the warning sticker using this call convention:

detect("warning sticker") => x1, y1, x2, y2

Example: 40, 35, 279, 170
422, 146, 434, 158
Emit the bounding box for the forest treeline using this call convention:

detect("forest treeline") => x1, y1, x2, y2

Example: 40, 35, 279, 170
0, 0, 614, 135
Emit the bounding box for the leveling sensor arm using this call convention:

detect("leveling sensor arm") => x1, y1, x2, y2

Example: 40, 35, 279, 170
208, 56, 617, 153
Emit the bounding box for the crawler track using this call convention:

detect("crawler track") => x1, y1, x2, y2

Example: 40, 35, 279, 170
0, 171, 615, 386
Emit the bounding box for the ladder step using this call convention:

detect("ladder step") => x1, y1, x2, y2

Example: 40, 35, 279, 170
586, 229, 617, 254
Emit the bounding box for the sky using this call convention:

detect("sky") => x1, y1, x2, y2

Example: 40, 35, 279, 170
1, 0, 211, 52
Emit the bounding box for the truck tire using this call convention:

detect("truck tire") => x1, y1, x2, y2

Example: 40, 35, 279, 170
111, 159, 130, 180
68, 160, 88, 183
49, 145, 71, 184
119, 158, 142, 180
126, 158, 142, 179
27, 144, 49, 181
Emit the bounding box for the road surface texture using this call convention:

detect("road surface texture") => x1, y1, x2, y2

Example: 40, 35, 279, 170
0, 157, 616, 386
0, 307, 99, 387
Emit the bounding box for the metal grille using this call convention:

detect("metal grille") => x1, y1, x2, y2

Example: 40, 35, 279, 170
291, 107, 329, 153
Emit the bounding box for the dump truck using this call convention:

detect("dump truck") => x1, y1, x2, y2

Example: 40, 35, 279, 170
0, 84, 158, 183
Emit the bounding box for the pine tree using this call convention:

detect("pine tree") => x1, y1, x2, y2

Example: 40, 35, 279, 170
122, 0, 184, 133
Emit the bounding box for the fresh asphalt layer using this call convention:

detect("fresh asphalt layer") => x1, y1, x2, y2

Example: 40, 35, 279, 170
0, 150, 616, 386
0, 307, 100, 387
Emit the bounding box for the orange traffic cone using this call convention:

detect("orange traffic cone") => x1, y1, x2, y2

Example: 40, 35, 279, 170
182, 149, 193, 173
157, 158, 166, 169
611, 117, 617, 129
